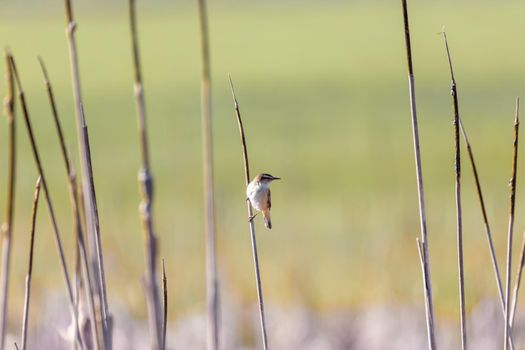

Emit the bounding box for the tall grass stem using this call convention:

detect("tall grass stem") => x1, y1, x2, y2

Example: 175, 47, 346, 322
20, 177, 41, 350
458, 119, 515, 348
228, 76, 269, 350
38, 56, 102, 350
129, 0, 163, 348
63, 3, 112, 346
8, 53, 84, 350
196, 1, 220, 348
0, 51, 16, 350
401, 1, 436, 348
441, 31, 467, 350
162, 259, 167, 350
504, 97, 520, 350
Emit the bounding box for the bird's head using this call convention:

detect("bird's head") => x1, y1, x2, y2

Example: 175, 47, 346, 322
257, 173, 281, 184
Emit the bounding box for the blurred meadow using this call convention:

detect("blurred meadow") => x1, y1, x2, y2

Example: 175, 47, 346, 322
2, 0, 525, 347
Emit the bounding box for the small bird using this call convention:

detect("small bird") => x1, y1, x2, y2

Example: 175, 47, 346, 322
246, 173, 281, 229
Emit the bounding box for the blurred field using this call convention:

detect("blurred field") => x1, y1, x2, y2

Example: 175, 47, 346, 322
1, 0, 525, 334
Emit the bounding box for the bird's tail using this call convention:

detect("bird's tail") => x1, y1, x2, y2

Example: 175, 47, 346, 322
262, 210, 272, 230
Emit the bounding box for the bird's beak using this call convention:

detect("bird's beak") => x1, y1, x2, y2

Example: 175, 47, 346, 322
272, 177, 281, 181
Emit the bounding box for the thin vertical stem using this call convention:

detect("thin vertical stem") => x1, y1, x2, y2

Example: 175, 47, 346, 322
63, 2, 111, 347
510, 230, 525, 325
400, 1, 436, 348
0, 51, 16, 350
197, 0, 219, 349
73, 239, 80, 350
459, 119, 515, 349
228, 76, 269, 350
162, 259, 167, 350
441, 31, 466, 350
21, 176, 41, 350
129, 0, 150, 170
459, 121, 504, 308
37, 56, 101, 350
128, 0, 163, 348
8, 53, 84, 350
504, 98, 520, 350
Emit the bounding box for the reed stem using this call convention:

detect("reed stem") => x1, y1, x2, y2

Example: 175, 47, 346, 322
128, 0, 163, 348
504, 97, 520, 350
441, 31, 466, 350
400, 1, 436, 348
510, 231, 525, 326
38, 56, 101, 350
162, 259, 167, 350
20, 177, 41, 350
458, 119, 515, 349
228, 76, 269, 350
63, 2, 112, 346
196, 1, 220, 348
0, 50, 16, 350
8, 52, 84, 350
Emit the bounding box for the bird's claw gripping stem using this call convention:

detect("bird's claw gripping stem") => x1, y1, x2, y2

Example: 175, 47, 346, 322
248, 212, 259, 222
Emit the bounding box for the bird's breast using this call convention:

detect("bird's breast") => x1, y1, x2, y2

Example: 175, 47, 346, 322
247, 182, 268, 211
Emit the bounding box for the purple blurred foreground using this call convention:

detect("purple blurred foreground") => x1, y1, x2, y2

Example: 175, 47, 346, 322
9, 296, 524, 349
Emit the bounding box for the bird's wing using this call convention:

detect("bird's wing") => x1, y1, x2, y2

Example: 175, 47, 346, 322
267, 188, 271, 210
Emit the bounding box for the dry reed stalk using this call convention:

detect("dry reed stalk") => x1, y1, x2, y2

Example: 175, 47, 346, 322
459, 119, 515, 348
72, 176, 101, 350
228, 76, 269, 350
504, 98, 520, 350
40, 55, 82, 348
128, 0, 163, 348
400, 1, 436, 348
63, 2, 112, 346
0, 51, 16, 350
8, 53, 84, 350
162, 259, 167, 350
441, 31, 466, 349
510, 231, 525, 325
37, 57, 101, 350
73, 241, 81, 350
20, 176, 41, 350
459, 121, 504, 304
196, 0, 220, 348
72, 250, 79, 350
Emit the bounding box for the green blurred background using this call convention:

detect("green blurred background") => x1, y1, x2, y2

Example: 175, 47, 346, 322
1, 0, 525, 329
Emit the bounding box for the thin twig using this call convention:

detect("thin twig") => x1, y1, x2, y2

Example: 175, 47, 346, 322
197, 0, 219, 349
37, 56, 101, 350
63, 2, 112, 347
128, 1, 163, 349
400, 1, 436, 348
0, 50, 16, 350
73, 238, 80, 350
228, 76, 269, 350
162, 259, 167, 350
510, 230, 525, 325
72, 177, 100, 350
8, 52, 84, 350
21, 176, 41, 350
459, 119, 515, 348
504, 97, 520, 350
441, 31, 466, 350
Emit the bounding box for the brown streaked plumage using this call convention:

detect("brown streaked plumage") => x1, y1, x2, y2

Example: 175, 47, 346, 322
246, 173, 280, 229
